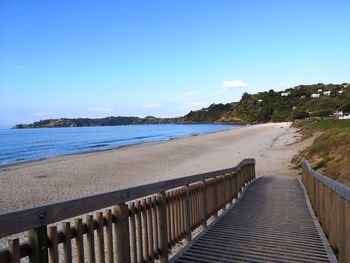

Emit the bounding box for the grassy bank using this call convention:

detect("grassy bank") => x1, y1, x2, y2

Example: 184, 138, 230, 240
292, 119, 350, 186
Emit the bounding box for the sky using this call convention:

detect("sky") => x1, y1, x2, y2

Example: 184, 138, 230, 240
1, 0, 349, 128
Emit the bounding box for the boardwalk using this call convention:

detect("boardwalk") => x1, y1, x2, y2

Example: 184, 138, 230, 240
2, 160, 348, 263
171, 176, 337, 263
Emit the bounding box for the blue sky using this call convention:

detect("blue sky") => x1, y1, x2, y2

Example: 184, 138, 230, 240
1, 0, 349, 128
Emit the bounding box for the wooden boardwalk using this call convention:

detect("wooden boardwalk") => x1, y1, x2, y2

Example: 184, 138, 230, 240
171, 176, 337, 263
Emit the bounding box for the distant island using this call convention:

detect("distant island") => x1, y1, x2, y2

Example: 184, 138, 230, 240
13, 116, 184, 128
13, 83, 350, 128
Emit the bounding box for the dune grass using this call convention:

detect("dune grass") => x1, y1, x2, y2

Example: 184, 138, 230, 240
292, 119, 350, 186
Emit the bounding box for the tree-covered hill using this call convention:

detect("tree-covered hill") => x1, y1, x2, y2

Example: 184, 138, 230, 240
14, 83, 350, 128
13, 116, 183, 128
182, 103, 237, 123
183, 83, 350, 123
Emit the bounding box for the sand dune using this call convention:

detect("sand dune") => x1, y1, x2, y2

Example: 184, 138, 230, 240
0, 122, 311, 212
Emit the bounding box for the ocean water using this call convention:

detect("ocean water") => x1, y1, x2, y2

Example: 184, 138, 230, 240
0, 124, 239, 166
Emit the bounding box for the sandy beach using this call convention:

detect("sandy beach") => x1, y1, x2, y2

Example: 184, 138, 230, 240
0, 122, 312, 212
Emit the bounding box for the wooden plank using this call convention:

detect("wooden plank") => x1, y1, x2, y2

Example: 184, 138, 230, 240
146, 197, 154, 261
212, 178, 218, 218
157, 191, 168, 263
0, 242, 30, 262
8, 239, 20, 263
114, 203, 130, 263
128, 203, 137, 263
28, 226, 48, 263
151, 196, 159, 258
169, 192, 175, 245
201, 180, 208, 228
105, 210, 114, 263
48, 226, 59, 263
222, 175, 227, 208
0, 159, 254, 238
179, 190, 184, 237
142, 199, 150, 263
166, 193, 171, 245
86, 214, 96, 263
345, 200, 350, 262
183, 184, 191, 243
62, 222, 72, 263
135, 201, 143, 263
175, 190, 181, 242
336, 195, 345, 263
96, 212, 105, 263
75, 218, 84, 263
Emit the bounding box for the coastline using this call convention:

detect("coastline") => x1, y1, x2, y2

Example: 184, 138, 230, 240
0, 124, 240, 169
0, 122, 312, 213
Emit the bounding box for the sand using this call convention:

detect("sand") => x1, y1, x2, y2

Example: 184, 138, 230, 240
0, 122, 312, 213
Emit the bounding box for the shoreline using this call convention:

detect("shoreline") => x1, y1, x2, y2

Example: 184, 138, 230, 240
0, 122, 311, 212
0, 124, 241, 169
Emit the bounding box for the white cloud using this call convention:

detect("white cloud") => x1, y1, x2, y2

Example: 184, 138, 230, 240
35, 112, 49, 116
142, 103, 162, 109
223, 80, 248, 89
184, 102, 208, 107
185, 91, 195, 96
88, 107, 114, 113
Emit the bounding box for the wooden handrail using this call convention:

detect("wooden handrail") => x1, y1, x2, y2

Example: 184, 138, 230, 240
302, 160, 350, 263
0, 158, 254, 238
0, 158, 256, 263
303, 160, 350, 202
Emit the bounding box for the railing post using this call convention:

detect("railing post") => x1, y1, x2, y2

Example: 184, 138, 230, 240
252, 162, 256, 180
28, 226, 49, 263
237, 168, 241, 194
222, 175, 227, 211
201, 180, 208, 228
228, 173, 234, 203
336, 195, 345, 263
345, 200, 350, 262
232, 171, 237, 199
184, 184, 192, 243
213, 177, 218, 218
114, 203, 131, 263
157, 191, 168, 263
242, 165, 246, 185
8, 239, 20, 263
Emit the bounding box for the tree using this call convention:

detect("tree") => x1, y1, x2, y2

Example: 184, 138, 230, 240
292, 111, 310, 120
241, 92, 250, 100
340, 102, 350, 114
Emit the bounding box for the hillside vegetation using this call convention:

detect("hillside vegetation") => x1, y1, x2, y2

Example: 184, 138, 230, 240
14, 83, 350, 128
183, 83, 350, 123
14, 116, 183, 128
292, 120, 350, 186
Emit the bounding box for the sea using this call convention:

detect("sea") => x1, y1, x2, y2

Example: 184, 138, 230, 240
0, 124, 240, 166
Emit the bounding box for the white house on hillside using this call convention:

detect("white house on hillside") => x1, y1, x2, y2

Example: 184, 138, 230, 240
311, 93, 320, 98
334, 111, 350, 119
318, 89, 323, 93
323, 91, 331, 96
338, 90, 344, 94
333, 111, 343, 117
281, 92, 290, 97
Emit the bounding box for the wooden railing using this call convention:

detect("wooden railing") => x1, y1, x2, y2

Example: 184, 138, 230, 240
0, 158, 255, 263
302, 160, 350, 263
